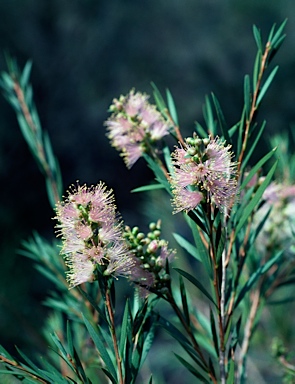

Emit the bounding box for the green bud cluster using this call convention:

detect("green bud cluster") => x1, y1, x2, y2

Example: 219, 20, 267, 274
185, 133, 207, 148
184, 134, 212, 165
123, 220, 173, 292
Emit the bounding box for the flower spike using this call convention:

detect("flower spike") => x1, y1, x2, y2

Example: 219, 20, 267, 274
105, 89, 170, 168
54, 182, 135, 288
170, 135, 239, 214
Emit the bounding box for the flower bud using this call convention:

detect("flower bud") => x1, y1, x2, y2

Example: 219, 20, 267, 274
147, 240, 158, 253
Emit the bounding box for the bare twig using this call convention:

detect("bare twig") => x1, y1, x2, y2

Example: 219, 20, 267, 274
237, 288, 260, 382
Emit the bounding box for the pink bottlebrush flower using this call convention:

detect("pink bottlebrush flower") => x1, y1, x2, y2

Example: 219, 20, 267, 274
61, 229, 85, 255
66, 257, 95, 288
158, 242, 177, 264
124, 91, 148, 116
55, 182, 135, 288
122, 143, 145, 169
254, 182, 295, 256
105, 89, 170, 168
76, 224, 93, 241
170, 135, 238, 213
171, 187, 203, 214
104, 242, 136, 277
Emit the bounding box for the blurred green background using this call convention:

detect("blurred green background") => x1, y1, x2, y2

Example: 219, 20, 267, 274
1, 1, 295, 382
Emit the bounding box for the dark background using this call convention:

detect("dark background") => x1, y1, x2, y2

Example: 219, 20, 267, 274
1, 1, 295, 382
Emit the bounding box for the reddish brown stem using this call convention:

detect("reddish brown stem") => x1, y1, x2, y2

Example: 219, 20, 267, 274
237, 42, 271, 173
105, 289, 124, 384
0, 355, 49, 383
165, 109, 185, 146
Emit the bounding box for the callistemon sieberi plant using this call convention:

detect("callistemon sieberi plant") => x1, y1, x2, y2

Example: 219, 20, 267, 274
2, 20, 295, 384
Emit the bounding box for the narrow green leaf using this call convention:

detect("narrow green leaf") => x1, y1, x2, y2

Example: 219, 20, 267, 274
237, 108, 246, 155
230, 316, 242, 352
72, 347, 89, 383
272, 34, 286, 51
82, 314, 117, 381
195, 122, 208, 138
133, 300, 148, 337
66, 321, 74, 358
179, 276, 190, 325
203, 95, 215, 134
186, 207, 208, 234
187, 217, 212, 278
228, 122, 239, 138
119, 300, 130, 357
142, 153, 171, 193
267, 23, 277, 42
1, 72, 14, 89
43, 131, 57, 173
252, 25, 262, 50
20, 60, 33, 88
209, 310, 219, 357
215, 229, 225, 264
163, 145, 173, 174
15, 347, 44, 375
102, 368, 117, 384
173, 233, 201, 262
244, 75, 251, 118
256, 66, 279, 106
270, 19, 287, 46
77, 287, 108, 325
211, 93, 230, 144
46, 177, 57, 209
31, 105, 42, 133
140, 323, 155, 368
174, 354, 210, 383
0, 345, 14, 360
235, 160, 277, 235
25, 84, 33, 110
5, 95, 21, 112
253, 50, 261, 92
151, 82, 167, 113
174, 268, 217, 307
247, 206, 272, 250
241, 120, 266, 171
208, 358, 216, 382
227, 359, 235, 384
16, 113, 35, 151
157, 315, 192, 347
224, 316, 232, 345
240, 147, 276, 190
131, 183, 165, 193
50, 334, 71, 366
166, 88, 179, 126
234, 250, 283, 308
